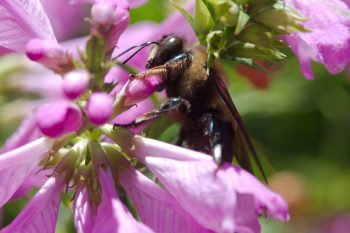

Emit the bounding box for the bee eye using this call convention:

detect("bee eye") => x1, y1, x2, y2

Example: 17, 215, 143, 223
164, 36, 183, 54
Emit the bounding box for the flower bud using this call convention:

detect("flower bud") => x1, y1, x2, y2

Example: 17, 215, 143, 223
63, 69, 90, 99
35, 100, 83, 138
91, 1, 117, 30
26, 39, 73, 73
90, 0, 130, 54
207, 0, 239, 27
87, 92, 114, 125
124, 75, 163, 106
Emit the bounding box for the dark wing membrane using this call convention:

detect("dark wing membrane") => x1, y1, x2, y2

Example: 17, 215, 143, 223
214, 76, 267, 181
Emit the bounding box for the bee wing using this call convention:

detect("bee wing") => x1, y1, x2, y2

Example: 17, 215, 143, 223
214, 76, 267, 181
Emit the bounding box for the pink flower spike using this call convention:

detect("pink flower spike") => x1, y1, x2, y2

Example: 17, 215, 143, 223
92, 167, 154, 233
63, 69, 90, 100
0, 137, 54, 208
35, 100, 83, 138
73, 184, 94, 233
284, 0, 350, 79
124, 75, 163, 106
0, 0, 56, 53
119, 167, 213, 233
87, 92, 114, 125
1, 176, 64, 233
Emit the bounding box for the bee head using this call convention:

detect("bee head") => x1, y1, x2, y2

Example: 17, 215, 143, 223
146, 35, 184, 68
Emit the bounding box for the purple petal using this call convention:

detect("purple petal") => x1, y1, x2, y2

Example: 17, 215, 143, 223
230, 164, 290, 221
40, 0, 86, 41
10, 167, 51, 200
73, 184, 95, 233
132, 135, 212, 161
35, 100, 83, 137
92, 168, 154, 233
128, 137, 289, 232
87, 92, 114, 125
119, 167, 213, 233
143, 158, 237, 232
0, 137, 54, 208
1, 176, 64, 233
284, 0, 350, 79
0, 113, 39, 153
0, 0, 56, 53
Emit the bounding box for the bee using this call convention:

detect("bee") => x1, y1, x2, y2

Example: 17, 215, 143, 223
115, 35, 265, 178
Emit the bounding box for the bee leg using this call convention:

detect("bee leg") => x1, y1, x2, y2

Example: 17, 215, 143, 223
203, 114, 234, 165
114, 97, 191, 129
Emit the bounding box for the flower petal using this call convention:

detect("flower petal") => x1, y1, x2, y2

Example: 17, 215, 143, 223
132, 135, 212, 161
73, 185, 94, 233
284, 0, 350, 79
1, 176, 64, 233
143, 158, 237, 232
119, 167, 213, 233
0, 113, 39, 153
0, 0, 56, 53
92, 168, 154, 233
0, 137, 54, 208
230, 164, 290, 221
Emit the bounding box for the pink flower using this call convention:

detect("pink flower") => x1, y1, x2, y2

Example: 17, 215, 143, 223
284, 0, 350, 79
102, 128, 290, 233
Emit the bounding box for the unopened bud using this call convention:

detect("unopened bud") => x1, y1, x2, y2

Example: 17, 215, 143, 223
26, 39, 73, 73
124, 75, 162, 106
63, 69, 90, 100
87, 92, 114, 125
35, 100, 83, 138
207, 0, 239, 27
91, 1, 117, 31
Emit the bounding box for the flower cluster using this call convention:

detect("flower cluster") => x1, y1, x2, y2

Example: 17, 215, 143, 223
0, 0, 349, 233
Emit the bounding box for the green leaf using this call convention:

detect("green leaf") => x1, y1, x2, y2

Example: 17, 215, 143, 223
231, 57, 271, 73
234, 9, 250, 35
170, 0, 203, 42
194, 0, 214, 35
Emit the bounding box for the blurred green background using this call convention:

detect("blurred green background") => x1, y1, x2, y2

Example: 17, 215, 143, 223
1, 0, 349, 232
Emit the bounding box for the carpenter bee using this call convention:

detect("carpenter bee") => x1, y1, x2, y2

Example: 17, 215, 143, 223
115, 35, 265, 179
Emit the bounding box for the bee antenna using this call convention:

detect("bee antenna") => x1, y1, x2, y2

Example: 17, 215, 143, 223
112, 41, 159, 63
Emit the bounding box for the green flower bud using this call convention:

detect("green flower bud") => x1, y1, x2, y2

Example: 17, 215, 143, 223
225, 42, 285, 60
207, 0, 239, 27
237, 23, 273, 47
206, 30, 224, 54
253, 3, 308, 33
